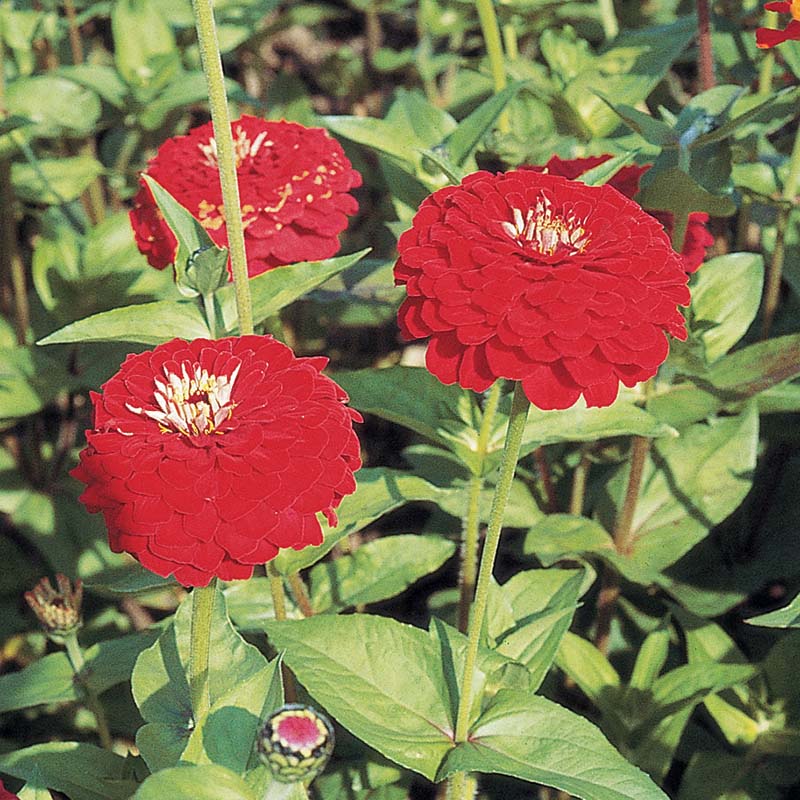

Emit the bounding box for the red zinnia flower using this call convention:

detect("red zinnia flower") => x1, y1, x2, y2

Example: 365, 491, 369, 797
130, 116, 362, 277
526, 155, 713, 273
394, 170, 690, 410
756, 0, 800, 47
72, 337, 362, 586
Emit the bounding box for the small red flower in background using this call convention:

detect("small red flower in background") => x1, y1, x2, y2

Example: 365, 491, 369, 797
72, 337, 362, 586
756, 0, 800, 48
394, 170, 690, 410
0, 781, 19, 800
526, 155, 714, 273
130, 116, 362, 277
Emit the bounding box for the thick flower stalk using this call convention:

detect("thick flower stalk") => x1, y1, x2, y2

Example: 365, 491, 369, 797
526, 155, 714, 272
72, 336, 362, 586
756, 0, 800, 47
394, 169, 690, 410
130, 116, 362, 277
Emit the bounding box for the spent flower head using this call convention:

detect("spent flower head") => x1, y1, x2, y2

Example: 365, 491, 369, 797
24, 574, 83, 641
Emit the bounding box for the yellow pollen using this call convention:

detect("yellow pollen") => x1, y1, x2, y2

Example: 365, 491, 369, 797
305, 193, 314, 203
126, 362, 240, 437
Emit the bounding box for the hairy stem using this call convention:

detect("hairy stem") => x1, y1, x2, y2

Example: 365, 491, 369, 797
288, 571, 315, 617
450, 383, 529, 799
597, 0, 619, 39
189, 580, 217, 722
192, 0, 253, 335
457, 382, 502, 633
64, 632, 114, 751
267, 562, 297, 702
474, 0, 509, 133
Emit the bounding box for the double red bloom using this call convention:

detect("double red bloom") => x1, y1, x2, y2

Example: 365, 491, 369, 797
394, 170, 690, 410
72, 337, 362, 586
527, 155, 713, 273
756, 0, 800, 47
130, 116, 362, 277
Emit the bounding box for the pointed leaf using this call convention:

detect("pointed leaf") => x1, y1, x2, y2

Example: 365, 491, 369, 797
310, 534, 455, 613
266, 615, 454, 780
746, 592, 800, 628
132, 584, 277, 773
218, 249, 370, 333
438, 690, 667, 800
133, 765, 256, 800
636, 167, 736, 217
37, 301, 209, 346
272, 468, 451, 574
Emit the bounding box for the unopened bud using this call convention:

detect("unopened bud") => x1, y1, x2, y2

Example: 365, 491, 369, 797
24, 574, 83, 641
257, 704, 334, 783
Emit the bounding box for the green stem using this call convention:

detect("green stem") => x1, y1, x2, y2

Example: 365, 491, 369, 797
474, 0, 509, 134
64, 632, 113, 751
457, 382, 502, 634
267, 562, 297, 703
189, 580, 217, 722
762, 119, 800, 338
757, 12, 777, 97
202, 293, 217, 339
501, 24, 518, 62
597, 0, 618, 40
192, 0, 253, 336
452, 382, 529, 755
0, 159, 28, 345
671, 212, 689, 254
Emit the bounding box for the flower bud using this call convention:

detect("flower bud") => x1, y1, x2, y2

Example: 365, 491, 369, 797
257, 704, 334, 783
24, 574, 83, 642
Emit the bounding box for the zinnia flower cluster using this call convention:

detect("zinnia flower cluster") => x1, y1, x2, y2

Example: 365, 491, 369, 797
130, 116, 362, 278
756, 0, 800, 47
394, 169, 690, 410
526, 155, 713, 273
72, 337, 362, 586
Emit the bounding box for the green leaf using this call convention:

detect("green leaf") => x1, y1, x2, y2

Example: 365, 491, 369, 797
579, 151, 640, 187
599, 408, 758, 582
563, 17, 696, 137
5, 75, 101, 138
133, 765, 256, 800
635, 167, 736, 218
17, 768, 53, 800
0, 630, 158, 714
132, 583, 278, 773
746, 592, 800, 628
322, 116, 416, 166
310, 534, 455, 613
648, 333, 800, 427
223, 577, 302, 631
488, 568, 584, 690
335, 367, 486, 473
142, 175, 228, 296
37, 300, 210, 346
266, 615, 454, 780
516, 399, 677, 459
0, 743, 136, 800
218, 249, 369, 333
112, 0, 180, 97
12, 155, 104, 204
272, 468, 451, 574
629, 625, 670, 691
56, 65, 129, 109
595, 95, 678, 147
445, 82, 526, 165
689, 252, 764, 363
438, 690, 667, 799
555, 632, 621, 719
85, 564, 177, 596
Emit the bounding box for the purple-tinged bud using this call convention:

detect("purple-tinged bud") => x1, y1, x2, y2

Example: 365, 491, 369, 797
24, 574, 83, 642
257, 704, 334, 783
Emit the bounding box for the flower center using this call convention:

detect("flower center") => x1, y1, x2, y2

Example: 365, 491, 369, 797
501, 196, 590, 257
198, 128, 271, 169
127, 362, 240, 437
